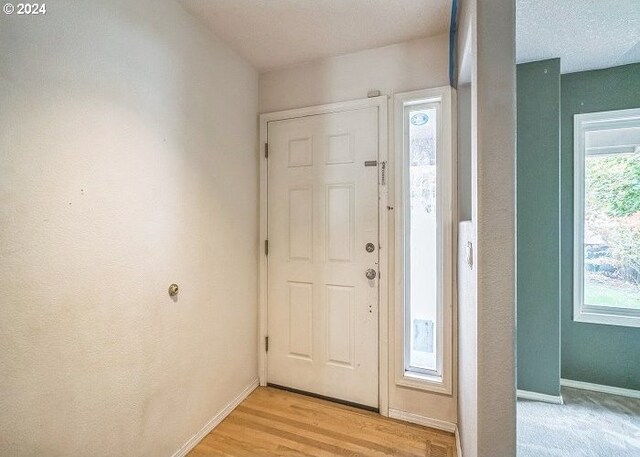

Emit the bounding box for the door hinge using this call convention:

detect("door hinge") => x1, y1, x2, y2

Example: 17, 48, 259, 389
264, 239, 269, 256
265, 143, 269, 158
265, 336, 269, 352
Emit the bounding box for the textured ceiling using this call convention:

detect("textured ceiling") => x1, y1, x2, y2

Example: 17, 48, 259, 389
178, 0, 451, 72
517, 0, 640, 73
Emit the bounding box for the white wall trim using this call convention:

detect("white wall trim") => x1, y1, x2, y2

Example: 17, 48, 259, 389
455, 426, 463, 457
516, 389, 564, 405
258, 96, 390, 415
388, 408, 457, 433
171, 378, 259, 457
561, 378, 640, 400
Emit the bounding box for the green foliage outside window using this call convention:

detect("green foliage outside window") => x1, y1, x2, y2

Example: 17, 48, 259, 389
585, 152, 640, 290
586, 153, 640, 217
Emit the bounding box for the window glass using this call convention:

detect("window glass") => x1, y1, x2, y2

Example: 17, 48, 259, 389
406, 105, 439, 373
583, 134, 640, 311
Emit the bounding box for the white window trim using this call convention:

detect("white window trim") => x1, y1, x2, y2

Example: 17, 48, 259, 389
394, 87, 456, 394
573, 108, 640, 329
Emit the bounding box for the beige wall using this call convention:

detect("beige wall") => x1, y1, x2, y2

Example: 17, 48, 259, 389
259, 35, 449, 113
474, 1, 516, 455
457, 220, 477, 457
456, 2, 479, 456
260, 34, 457, 426
0, 1, 259, 456
458, 84, 472, 221
455, 0, 517, 456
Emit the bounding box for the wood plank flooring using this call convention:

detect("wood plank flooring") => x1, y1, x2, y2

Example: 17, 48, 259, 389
188, 387, 456, 457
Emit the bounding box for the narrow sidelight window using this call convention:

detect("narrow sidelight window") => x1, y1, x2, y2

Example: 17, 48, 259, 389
405, 102, 439, 375
395, 87, 454, 393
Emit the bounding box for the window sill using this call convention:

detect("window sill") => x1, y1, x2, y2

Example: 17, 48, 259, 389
396, 371, 451, 394
574, 307, 640, 329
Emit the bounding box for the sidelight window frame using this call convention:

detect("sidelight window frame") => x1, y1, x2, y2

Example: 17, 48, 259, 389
394, 87, 455, 394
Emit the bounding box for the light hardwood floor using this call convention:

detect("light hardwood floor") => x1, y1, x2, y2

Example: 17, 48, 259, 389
188, 387, 456, 457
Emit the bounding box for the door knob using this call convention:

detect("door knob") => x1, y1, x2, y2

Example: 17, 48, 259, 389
365, 269, 377, 280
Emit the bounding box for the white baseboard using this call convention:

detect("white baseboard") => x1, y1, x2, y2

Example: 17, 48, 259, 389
561, 378, 640, 400
455, 426, 463, 457
388, 408, 457, 433
517, 389, 564, 405
171, 378, 259, 457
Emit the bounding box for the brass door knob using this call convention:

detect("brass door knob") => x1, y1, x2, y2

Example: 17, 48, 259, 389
365, 269, 377, 280
168, 284, 179, 297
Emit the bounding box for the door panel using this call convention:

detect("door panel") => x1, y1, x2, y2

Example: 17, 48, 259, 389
267, 107, 379, 408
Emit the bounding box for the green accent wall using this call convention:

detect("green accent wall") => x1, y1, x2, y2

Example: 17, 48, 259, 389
517, 59, 561, 396
561, 63, 640, 390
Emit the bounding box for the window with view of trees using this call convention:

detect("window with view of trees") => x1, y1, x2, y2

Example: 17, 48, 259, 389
574, 108, 640, 327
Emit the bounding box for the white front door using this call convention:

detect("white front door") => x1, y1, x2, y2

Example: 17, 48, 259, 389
267, 106, 380, 408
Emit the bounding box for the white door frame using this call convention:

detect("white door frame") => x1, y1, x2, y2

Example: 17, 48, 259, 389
258, 96, 389, 415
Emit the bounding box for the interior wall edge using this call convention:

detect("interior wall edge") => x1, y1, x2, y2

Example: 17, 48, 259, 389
171, 378, 259, 457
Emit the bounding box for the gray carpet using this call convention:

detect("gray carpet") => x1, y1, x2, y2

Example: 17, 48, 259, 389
518, 387, 640, 456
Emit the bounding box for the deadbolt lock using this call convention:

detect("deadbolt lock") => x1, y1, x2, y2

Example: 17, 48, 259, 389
365, 269, 377, 280
365, 242, 375, 253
